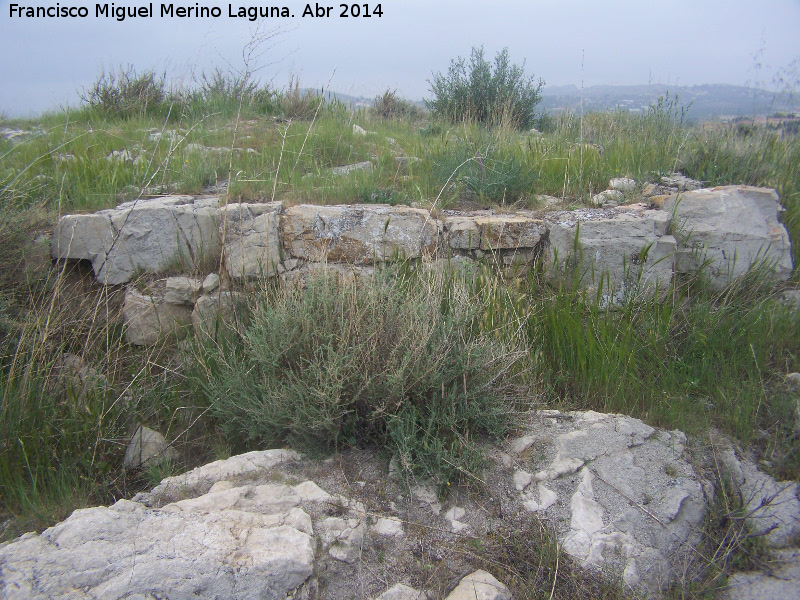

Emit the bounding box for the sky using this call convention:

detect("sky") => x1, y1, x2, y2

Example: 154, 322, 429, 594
1, 0, 799, 116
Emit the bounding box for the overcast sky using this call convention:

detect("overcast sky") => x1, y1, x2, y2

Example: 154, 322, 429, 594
1, 0, 799, 116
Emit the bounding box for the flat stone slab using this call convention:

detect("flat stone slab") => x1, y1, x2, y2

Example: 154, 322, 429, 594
282, 204, 440, 265
220, 201, 282, 279
443, 214, 546, 251
52, 196, 221, 285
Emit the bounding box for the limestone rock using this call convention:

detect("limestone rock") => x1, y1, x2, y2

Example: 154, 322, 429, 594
610, 178, 637, 193
192, 291, 242, 338
544, 204, 675, 305
719, 448, 800, 548
374, 583, 429, 600
662, 186, 793, 290
123, 425, 176, 469
52, 196, 221, 285
722, 549, 800, 600
373, 517, 405, 538
444, 215, 546, 251
140, 449, 303, 503
353, 124, 368, 136
221, 202, 282, 280
445, 570, 511, 600
123, 287, 192, 346
330, 161, 373, 176
0, 493, 314, 600
282, 204, 439, 264
202, 272, 220, 292
514, 410, 706, 592
164, 276, 202, 305
593, 189, 624, 207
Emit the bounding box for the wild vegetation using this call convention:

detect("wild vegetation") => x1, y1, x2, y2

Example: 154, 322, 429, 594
1, 61, 799, 597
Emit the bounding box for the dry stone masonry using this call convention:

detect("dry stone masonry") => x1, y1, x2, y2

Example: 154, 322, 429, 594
51, 185, 793, 303
47, 184, 795, 345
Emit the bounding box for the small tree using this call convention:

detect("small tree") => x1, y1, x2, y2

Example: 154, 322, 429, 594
426, 46, 544, 129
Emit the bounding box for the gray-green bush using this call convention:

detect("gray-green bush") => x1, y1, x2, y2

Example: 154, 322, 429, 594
426, 46, 544, 129
194, 268, 524, 488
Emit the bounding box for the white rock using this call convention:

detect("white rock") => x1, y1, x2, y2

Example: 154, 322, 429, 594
373, 517, 405, 538
544, 204, 675, 305
282, 204, 439, 264
330, 161, 373, 176
0, 498, 314, 599
123, 425, 176, 469
513, 469, 533, 491
445, 570, 511, 600
202, 272, 220, 292
192, 291, 242, 339
508, 434, 536, 454
662, 186, 793, 290
374, 583, 429, 600
51, 196, 221, 285
610, 178, 636, 193
353, 124, 368, 136
123, 288, 192, 346
221, 202, 282, 280
164, 276, 202, 306
146, 449, 302, 499
593, 189, 625, 206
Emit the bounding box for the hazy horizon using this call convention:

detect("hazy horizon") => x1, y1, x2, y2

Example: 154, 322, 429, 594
1, 0, 799, 117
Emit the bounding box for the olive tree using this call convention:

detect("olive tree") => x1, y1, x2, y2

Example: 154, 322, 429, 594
426, 46, 544, 129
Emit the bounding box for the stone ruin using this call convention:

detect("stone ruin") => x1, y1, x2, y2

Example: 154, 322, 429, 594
49, 185, 793, 344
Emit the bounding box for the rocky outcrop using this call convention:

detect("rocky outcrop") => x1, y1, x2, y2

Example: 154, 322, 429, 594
544, 204, 676, 304
507, 410, 707, 591
52, 196, 221, 285
5, 415, 800, 598
662, 186, 793, 290
282, 204, 439, 264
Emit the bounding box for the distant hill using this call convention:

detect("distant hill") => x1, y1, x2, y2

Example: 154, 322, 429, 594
540, 84, 799, 121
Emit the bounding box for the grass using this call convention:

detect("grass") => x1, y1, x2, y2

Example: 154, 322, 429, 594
0, 72, 799, 597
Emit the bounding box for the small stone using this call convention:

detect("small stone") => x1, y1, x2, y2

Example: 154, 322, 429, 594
202, 273, 220, 292
165, 277, 202, 306
353, 124, 367, 136
374, 583, 429, 600
509, 434, 535, 454
445, 570, 511, 600
786, 372, 800, 392
513, 469, 533, 491
610, 177, 636, 193
123, 426, 176, 469
412, 485, 438, 505
592, 189, 624, 207
373, 517, 405, 538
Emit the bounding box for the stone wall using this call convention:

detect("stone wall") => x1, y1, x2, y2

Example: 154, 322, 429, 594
52, 186, 793, 302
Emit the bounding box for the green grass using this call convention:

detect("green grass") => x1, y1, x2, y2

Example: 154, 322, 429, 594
0, 79, 799, 597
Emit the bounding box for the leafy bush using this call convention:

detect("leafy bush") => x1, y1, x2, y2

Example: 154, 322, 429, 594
371, 89, 424, 120
426, 47, 544, 129
196, 269, 522, 488
80, 66, 176, 119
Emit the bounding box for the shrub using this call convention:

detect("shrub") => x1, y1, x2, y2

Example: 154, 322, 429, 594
280, 76, 323, 120
371, 89, 424, 120
80, 66, 176, 119
426, 46, 544, 129
430, 139, 536, 204
195, 269, 522, 488
190, 67, 277, 115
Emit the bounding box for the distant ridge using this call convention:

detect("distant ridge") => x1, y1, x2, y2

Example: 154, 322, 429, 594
540, 83, 798, 120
